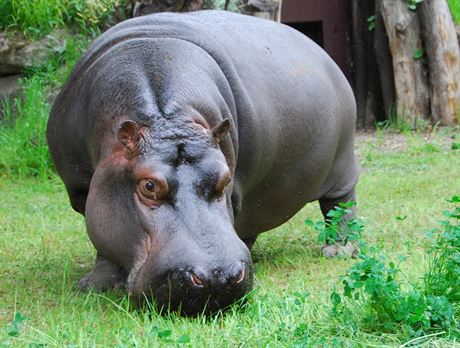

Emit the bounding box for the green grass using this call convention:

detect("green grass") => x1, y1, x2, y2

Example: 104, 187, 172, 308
1, 130, 459, 346
0, 34, 90, 179
0, 76, 52, 178
449, 0, 460, 24
0, 0, 126, 38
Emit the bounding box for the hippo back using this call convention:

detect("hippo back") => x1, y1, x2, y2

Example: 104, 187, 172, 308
48, 10, 358, 236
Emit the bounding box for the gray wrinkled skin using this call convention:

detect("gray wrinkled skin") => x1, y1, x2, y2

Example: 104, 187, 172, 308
47, 10, 359, 315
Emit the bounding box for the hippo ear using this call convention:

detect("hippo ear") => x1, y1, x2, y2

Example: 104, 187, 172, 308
212, 119, 230, 143
118, 120, 145, 156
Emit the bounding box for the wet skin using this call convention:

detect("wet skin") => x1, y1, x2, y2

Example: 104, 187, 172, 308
47, 11, 360, 315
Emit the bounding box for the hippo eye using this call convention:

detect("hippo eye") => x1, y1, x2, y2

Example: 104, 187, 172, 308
145, 180, 155, 192
136, 176, 168, 208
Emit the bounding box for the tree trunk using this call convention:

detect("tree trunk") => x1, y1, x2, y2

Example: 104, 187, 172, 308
364, 1, 384, 127
351, 0, 383, 128
374, 0, 396, 121
351, 0, 367, 128
418, 0, 460, 125
379, 0, 430, 126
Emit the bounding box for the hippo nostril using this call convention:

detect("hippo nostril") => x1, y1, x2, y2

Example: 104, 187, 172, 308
229, 269, 245, 286
236, 269, 245, 284
190, 272, 204, 287
228, 262, 246, 286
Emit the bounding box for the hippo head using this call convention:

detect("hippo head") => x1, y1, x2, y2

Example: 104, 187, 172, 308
84, 116, 252, 315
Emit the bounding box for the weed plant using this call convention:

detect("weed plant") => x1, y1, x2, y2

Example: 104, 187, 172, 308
424, 196, 460, 303
327, 198, 460, 337
331, 248, 454, 336
305, 202, 364, 245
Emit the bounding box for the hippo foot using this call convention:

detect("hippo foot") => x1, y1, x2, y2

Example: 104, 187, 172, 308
78, 271, 127, 292
321, 241, 358, 258
78, 256, 127, 292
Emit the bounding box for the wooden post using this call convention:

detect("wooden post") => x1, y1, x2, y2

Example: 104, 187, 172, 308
418, 0, 460, 125
351, 0, 367, 128
379, 0, 430, 126
373, 1, 396, 121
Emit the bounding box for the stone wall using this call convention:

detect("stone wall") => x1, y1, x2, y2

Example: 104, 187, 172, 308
0, 32, 53, 118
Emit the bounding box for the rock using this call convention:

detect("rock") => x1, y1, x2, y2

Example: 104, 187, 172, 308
0, 32, 49, 77
0, 74, 23, 120
129, 0, 210, 17
0, 74, 22, 96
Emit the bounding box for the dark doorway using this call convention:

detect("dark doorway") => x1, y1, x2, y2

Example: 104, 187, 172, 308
286, 21, 324, 48
281, 0, 350, 80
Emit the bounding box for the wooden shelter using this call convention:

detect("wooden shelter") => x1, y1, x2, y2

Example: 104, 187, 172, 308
281, 0, 351, 79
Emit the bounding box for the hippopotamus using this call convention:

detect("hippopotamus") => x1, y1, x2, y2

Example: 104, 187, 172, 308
47, 10, 359, 315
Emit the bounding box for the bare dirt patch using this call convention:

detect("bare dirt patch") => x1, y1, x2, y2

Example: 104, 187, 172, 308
355, 129, 458, 153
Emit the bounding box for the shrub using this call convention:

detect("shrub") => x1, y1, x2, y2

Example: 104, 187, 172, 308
305, 202, 364, 246
424, 196, 460, 303
331, 248, 454, 335
327, 199, 460, 336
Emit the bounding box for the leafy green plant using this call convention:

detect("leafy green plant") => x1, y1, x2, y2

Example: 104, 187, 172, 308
413, 48, 425, 60
305, 202, 363, 245
147, 326, 191, 344
331, 198, 460, 336
424, 196, 460, 303
408, 0, 424, 11
331, 247, 454, 334
5, 312, 26, 337
367, 15, 376, 32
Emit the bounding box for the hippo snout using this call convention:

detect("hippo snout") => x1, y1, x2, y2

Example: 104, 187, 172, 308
134, 260, 253, 316
179, 261, 247, 289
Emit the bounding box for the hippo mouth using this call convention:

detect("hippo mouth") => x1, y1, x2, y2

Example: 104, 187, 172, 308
129, 263, 254, 316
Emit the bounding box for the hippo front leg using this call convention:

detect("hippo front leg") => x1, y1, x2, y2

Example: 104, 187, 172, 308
78, 254, 127, 292
242, 236, 258, 252
318, 186, 359, 258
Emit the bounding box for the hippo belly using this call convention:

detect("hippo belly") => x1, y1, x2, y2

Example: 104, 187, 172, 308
47, 10, 359, 314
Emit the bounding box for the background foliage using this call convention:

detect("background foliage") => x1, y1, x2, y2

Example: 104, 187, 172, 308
449, 0, 460, 23
0, 0, 125, 37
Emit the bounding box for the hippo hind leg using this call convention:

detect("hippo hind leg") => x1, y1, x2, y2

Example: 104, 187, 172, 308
318, 186, 359, 258
78, 254, 127, 292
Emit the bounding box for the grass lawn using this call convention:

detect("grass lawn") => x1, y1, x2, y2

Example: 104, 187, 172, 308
449, 0, 460, 23
0, 129, 459, 347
